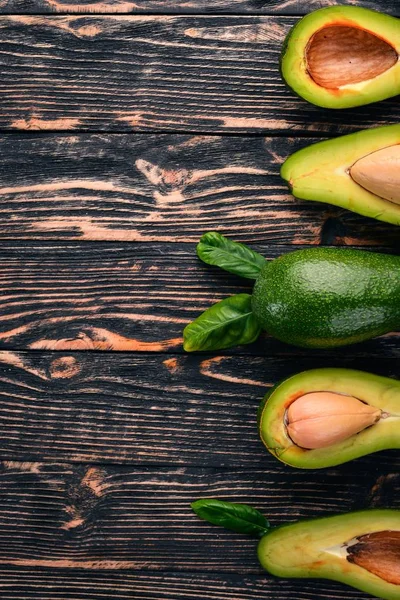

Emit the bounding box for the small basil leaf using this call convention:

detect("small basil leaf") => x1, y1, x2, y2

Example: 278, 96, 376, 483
197, 231, 266, 280
192, 499, 270, 538
183, 293, 261, 352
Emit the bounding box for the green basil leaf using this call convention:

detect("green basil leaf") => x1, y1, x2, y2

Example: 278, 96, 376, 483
192, 499, 270, 537
197, 231, 266, 280
183, 293, 261, 352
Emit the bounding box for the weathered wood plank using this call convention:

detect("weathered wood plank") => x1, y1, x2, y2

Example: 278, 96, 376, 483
0, 461, 397, 572
0, 134, 398, 244
0, 351, 396, 464
0, 242, 398, 353
0, 0, 396, 15
1, 16, 400, 133
0, 567, 379, 600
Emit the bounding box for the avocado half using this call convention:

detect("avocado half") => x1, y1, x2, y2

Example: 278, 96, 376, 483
258, 368, 400, 469
258, 510, 400, 600
281, 6, 400, 108
281, 124, 400, 226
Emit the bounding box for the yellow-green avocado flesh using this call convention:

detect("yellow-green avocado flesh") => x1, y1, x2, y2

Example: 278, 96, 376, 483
258, 510, 400, 600
258, 368, 400, 468
281, 6, 400, 109
281, 124, 400, 227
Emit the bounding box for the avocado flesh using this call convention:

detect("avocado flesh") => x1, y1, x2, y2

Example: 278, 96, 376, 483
251, 247, 400, 349
281, 124, 400, 226
257, 510, 400, 600
258, 368, 400, 468
281, 6, 400, 109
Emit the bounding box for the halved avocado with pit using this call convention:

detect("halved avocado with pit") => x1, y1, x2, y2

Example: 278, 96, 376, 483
258, 510, 400, 600
281, 6, 400, 108
258, 368, 400, 469
281, 124, 400, 226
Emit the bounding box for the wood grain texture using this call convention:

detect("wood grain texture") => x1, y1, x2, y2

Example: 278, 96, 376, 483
0, 0, 396, 15
0, 350, 397, 464
0, 242, 398, 353
0, 567, 383, 600
0, 9, 399, 600
2, 16, 400, 133
0, 460, 397, 572
0, 133, 399, 244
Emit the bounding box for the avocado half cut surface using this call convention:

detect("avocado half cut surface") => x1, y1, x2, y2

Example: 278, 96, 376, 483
281, 124, 400, 227
258, 510, 400, 600
192, 500, 400, 600
258, 368, 400, 469
281, 6, 400, 109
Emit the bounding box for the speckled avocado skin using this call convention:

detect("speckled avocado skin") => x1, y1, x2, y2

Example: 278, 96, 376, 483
252, 248, 400, 348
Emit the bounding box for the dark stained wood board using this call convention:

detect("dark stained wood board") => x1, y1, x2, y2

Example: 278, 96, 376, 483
0, 242, 399, 354
1, 0, 399, 14
0, 460, 397, 571
2, 15, 400, 134
0, 351, 397, 464
0, 133, 398, 245
0, 2, 399, 600
0, 567, 386, 600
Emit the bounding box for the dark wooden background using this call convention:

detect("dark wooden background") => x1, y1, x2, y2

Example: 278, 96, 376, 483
0, 1, 399, 599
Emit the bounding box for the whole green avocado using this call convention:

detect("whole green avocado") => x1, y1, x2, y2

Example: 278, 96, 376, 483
192, 499, 400, 600
252, 246, 400, 348
183, 233, 400, 352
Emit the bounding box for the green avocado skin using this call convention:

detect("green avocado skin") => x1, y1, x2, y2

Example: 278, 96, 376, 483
257, 510, 400, 600
252, 248, 400, 348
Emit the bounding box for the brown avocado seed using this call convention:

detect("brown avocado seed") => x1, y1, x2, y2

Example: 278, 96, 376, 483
306, 25, 398, 88
347, 530, 400, 585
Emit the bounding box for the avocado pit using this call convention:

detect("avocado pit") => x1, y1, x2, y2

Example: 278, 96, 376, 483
306, 25, 398, 88
350, 145, 400, 205
347, 530, 400, 585
286, 391, 381, 450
